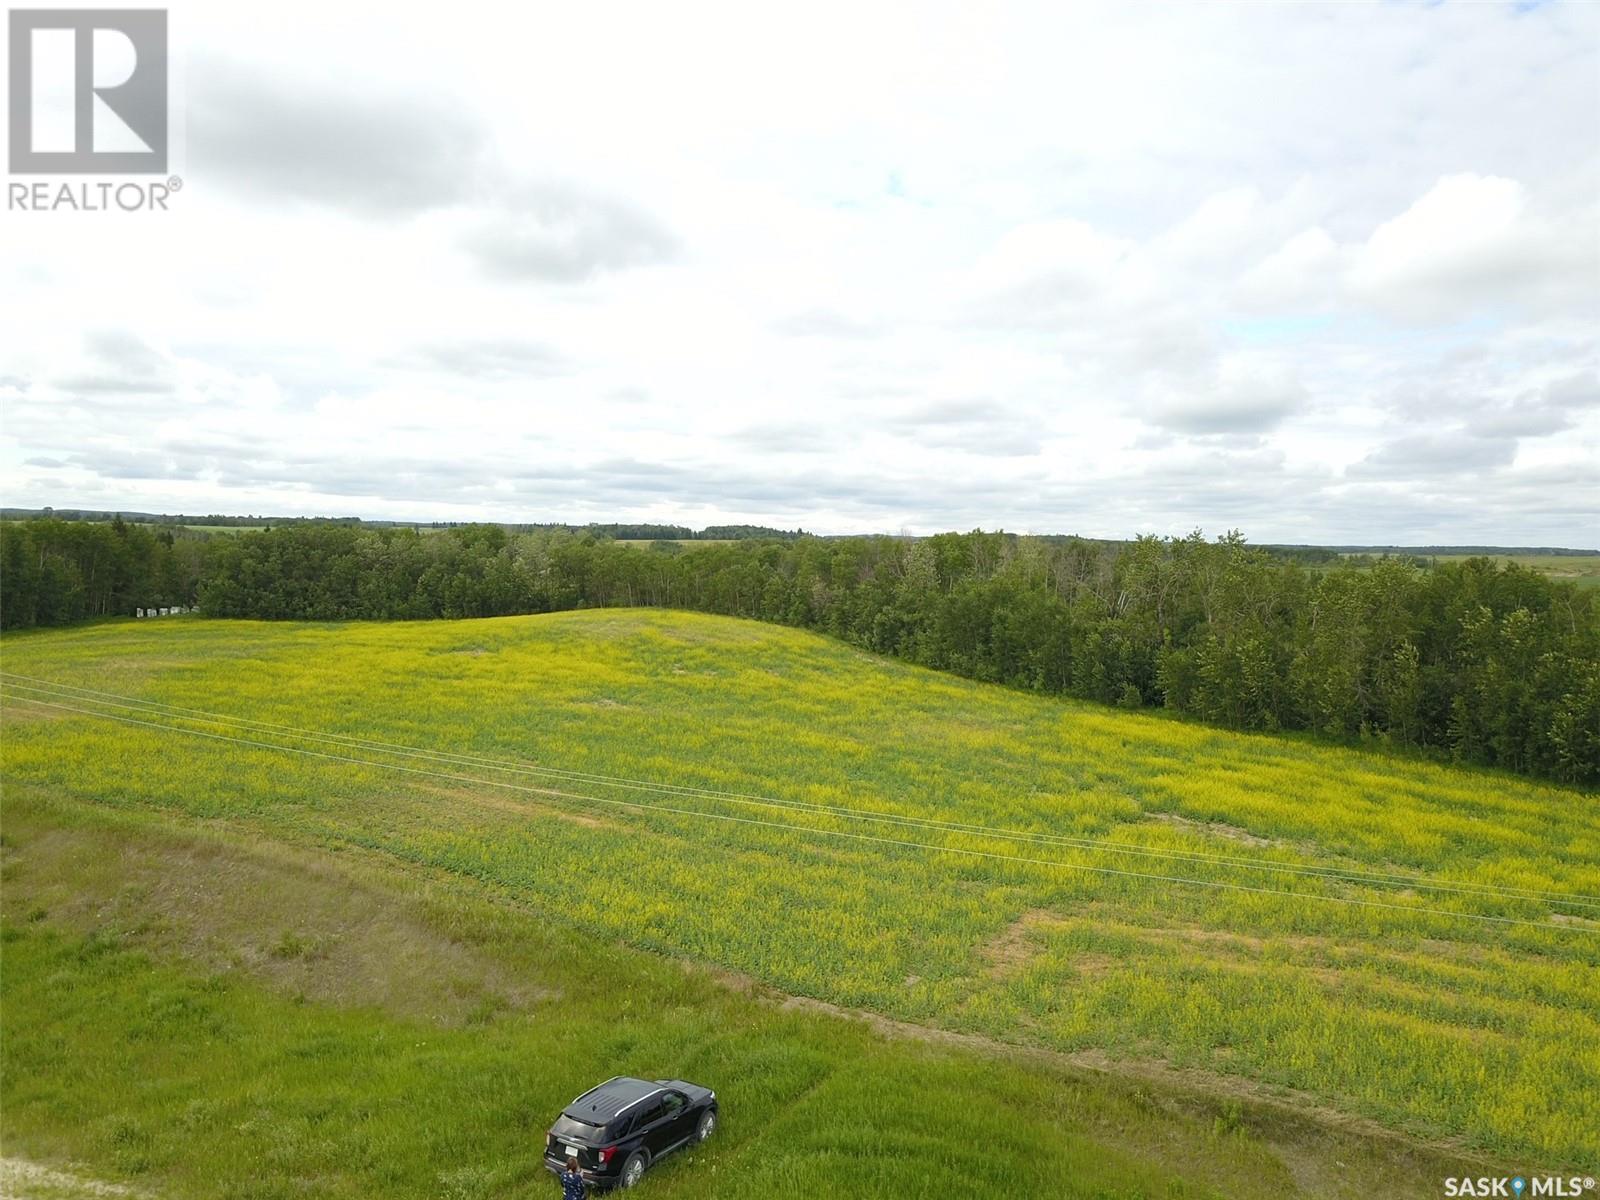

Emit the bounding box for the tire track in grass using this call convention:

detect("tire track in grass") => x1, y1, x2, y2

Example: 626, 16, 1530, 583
2, 689, 1593, 935
8, 672, 1596, 911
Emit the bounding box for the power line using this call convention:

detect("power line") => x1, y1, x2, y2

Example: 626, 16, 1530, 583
6, 674, 1596, 910
5, 671, 1597, 911
3, 691, 1591, 936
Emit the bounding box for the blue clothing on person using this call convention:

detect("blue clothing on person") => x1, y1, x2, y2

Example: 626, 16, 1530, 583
560, 1166, 587, 1200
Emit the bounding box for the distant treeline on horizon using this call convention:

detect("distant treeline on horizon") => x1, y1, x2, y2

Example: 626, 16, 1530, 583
0, 508, 808, 542
2, 509, 1593, 557
2, 515, 1596, 787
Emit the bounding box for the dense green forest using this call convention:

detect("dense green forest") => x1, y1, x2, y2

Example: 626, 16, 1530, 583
3, 518, 1596, 784
0, 517, 205, 626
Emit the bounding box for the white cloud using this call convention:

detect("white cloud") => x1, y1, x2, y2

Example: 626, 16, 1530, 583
1151, 364, 1309, 435
1236, 228, 1340, 310
1156, 187, 1267, 270
970, 218, 1136, 309
1347, 173, 1588, 321
1, 0, 1597, 545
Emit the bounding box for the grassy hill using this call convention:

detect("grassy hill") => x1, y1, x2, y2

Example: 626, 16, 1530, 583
3, 609, 1597, 1196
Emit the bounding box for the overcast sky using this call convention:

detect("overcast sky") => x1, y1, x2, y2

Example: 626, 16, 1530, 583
2, 0, 1597, 543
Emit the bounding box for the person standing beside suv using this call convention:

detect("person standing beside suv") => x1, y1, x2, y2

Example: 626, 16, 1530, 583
559, 1154, 587, 1200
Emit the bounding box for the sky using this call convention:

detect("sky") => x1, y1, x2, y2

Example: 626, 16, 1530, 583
1, 0, 1597, 544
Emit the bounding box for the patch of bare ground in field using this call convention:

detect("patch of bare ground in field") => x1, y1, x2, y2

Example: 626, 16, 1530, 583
1, 820, 557, 1025
412, 779, 619, 831
988, 902, 1330, 960
980, 907, 1053, 974
0, 702, 75, 725
1067, 903, 1510, 969
0, 1157, 143, 1199
1130, 919, 1544, 989
979, 908, 1114, 979
1551, 912, 1599, 928
1144, 811, 1278, 846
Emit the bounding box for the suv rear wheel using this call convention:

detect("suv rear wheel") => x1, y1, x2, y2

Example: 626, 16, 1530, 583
619, 1152, 646, 1189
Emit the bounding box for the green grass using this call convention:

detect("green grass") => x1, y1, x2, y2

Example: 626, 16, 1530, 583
2, 609, 1597, 1187
0, 795, 1492, 1199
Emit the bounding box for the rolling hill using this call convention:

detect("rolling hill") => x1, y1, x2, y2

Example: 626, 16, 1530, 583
2, 609, 1596, 1197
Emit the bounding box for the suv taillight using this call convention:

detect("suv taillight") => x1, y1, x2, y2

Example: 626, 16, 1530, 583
598, 1147, 617, 1165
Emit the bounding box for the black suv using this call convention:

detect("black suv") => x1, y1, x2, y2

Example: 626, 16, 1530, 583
544, 1076, 718, 1190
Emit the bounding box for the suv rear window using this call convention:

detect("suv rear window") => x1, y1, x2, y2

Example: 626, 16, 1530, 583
551, 1115, 603, 1143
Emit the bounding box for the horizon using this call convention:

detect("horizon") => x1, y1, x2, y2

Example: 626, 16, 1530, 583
6, 502, 1597, 553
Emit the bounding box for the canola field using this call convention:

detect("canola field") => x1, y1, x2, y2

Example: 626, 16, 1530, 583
2, 609, 1598, 1172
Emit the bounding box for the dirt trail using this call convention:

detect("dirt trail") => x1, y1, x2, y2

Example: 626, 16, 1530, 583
766, 990, 1499, 1163
3, 799, 1535, 1195
0, 1159, 144, 1200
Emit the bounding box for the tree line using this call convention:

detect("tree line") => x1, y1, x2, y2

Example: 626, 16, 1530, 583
1, 510, 806, 540
1, 517, 206, 627
3, 518, 1595, 785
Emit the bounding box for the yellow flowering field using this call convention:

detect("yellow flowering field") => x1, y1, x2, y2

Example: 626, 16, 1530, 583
3, 608, 1596, 1170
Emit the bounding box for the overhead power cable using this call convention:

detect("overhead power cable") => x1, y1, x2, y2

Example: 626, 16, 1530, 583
3, 690, 1593, 937
4, 671, 1597, 911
